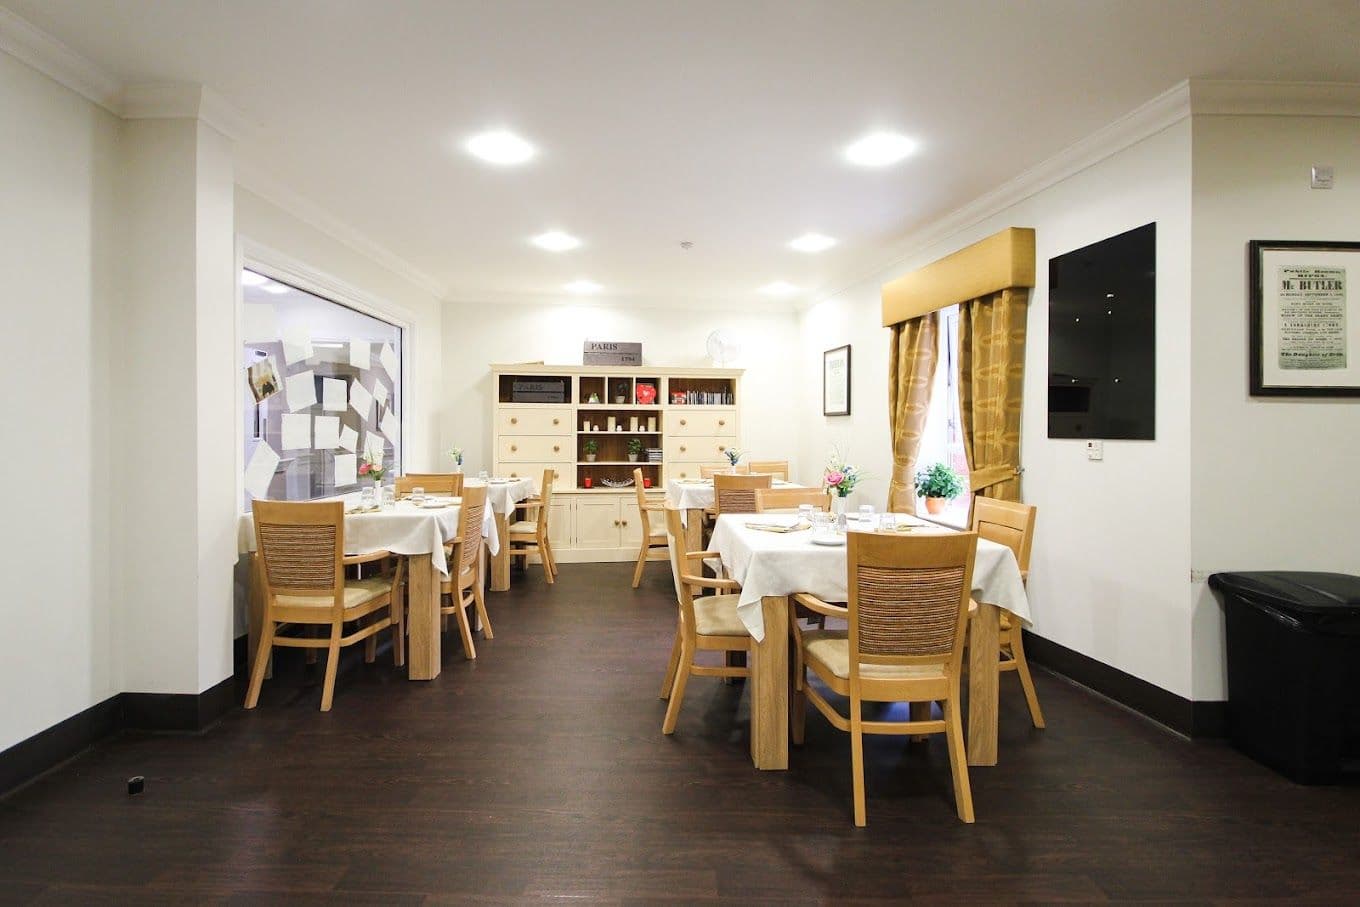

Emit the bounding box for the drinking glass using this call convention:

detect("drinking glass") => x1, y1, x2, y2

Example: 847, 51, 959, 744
879, 513, 897, 532
478, 470, 489, 482
359, 487, 374, 508
811, 512, 832, 536
382, 486, 396, 508
859, 504, 875, 521
797, 503, 814, 525
411, 486, 425, 504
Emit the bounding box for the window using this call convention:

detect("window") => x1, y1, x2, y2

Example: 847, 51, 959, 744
916, 305, 970, 526
241, 269, 402, 508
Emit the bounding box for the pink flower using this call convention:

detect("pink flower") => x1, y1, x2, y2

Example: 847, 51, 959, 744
358, 463, 371, 475
826, 471, 844, 486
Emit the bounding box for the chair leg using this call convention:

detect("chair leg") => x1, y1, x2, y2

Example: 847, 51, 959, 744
472, 580, 493, 640
363, 616, 377, 664
1008, 631, 1046, 729
392, 601, 406, 668
539, 535, 555, 583
543, 537, 559, 576
910, 700, 932, 742
453, 593, 477, 660
850, 703, 867, 827
244, 621, 275, 709
659, 628, 682, 700
319, 623, 343, 712
305, 625, 319, 664
790, 670, 807, 746
661, 644, 692, 735
943, 697, 975, 823
631, 540, 648, 588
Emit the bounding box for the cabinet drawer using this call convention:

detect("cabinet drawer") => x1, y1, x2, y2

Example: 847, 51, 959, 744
497, 407, 571, 436
498, 435, 570, 461
666, 409, 736, 437
667, 463, 725, 483
667, 435, 737, 462
501, 461, 572, 491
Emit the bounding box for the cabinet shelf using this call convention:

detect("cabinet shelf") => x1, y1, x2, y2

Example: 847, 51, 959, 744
579, 460, 662, 466
577, 430, 660, 435
577, 404, 662, 411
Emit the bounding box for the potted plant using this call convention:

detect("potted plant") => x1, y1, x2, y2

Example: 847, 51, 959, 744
914, 463, 964, 514
723, 447, 742, 473
627, 438, 643, 462
583, 439, 599, 462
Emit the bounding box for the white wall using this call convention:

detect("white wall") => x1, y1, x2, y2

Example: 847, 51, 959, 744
797, 120, 1197, 698
0, 51, 120, 749
235, 188, 445, 470
1189, 114, 1360, 699
440, 300, 800, 474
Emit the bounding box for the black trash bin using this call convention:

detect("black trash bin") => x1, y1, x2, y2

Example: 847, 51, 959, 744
1208, 571, 1360, 784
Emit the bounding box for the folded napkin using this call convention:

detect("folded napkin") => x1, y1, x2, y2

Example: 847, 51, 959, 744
345, 505, 381, 514
744, 519, 811, 533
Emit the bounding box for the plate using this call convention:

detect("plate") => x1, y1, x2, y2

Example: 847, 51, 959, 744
419, 501, 448, 509
810, 534, 846, 546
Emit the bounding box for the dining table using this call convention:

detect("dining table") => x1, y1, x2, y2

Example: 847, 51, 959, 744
239, 491, 498, 682
477, 476, 539, 591
706, 512, 1030, 770
665, 476, 803, 553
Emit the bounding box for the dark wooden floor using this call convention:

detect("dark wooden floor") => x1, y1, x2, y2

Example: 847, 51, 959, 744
2, 563, 1359, 904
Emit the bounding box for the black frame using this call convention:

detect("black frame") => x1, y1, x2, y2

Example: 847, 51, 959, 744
823, 344, 852, 416
1249, 240, 1360, 397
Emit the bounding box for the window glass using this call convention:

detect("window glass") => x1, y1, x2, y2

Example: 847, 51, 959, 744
241, 269, 401, 509
916, 305, 971, 526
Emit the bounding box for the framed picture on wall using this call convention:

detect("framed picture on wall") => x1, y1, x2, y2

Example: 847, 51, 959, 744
1250, 240, 1360, 396
823, 344, 851, 416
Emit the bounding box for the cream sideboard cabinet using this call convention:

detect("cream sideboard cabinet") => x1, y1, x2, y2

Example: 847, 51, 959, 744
491, 363, 742, 562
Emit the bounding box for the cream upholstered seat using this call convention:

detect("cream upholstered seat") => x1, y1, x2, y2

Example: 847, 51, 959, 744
508, 519, 536, 533
802, 630, 947, 681
658, 505, 751, 735
275, 575, 393, 610
692, 594, 746, 637
791, 530, 979, 825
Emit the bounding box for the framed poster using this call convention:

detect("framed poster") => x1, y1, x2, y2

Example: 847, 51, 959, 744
823, 344, 851, 416
1250, 240, 1360, 396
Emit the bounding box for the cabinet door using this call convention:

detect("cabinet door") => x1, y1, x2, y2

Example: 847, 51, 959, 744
668, 435, 737, 462
497, 407, 571, 436
666, 409, 737, 437
499, 435, 570, 461
619, 494, 665, 548
547, 501, 572, 549
574, 498, 623, 549
502, 461, 572, 491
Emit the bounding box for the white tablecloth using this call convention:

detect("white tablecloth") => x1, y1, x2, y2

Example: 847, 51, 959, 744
239, 494, 497, 578
707, 514, 1031, 641
666, 478, 801, 517
471, 477, 538, 516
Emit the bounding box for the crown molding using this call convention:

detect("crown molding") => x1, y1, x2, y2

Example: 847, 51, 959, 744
120, 82, 253, 140
1188, 79, 1360, 117
0, 5, 121, 111
236, 160, 448, 300
797, 80, 1194, 311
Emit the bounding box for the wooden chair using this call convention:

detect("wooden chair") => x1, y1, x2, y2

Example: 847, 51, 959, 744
247, 500, 405, 712
970, 497, 1043, 728
700, 464, 749, 478
507, 468, 558, 584
792, 531, 979, 825
658, 506, 752, 733
754, 487, 831, 513
747, 460, 789, 481
440, 484, 493, 659
711, 473, 772, 516
631, 467, 667, 588
396, 472, 464, 497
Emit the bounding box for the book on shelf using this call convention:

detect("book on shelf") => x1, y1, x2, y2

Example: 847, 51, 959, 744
678, 390, 733, 405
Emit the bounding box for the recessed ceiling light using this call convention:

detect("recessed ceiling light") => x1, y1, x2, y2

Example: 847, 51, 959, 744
530, 230, 581, 252
564, 279, 602, 294
464, 129, 536, 166
760, 281, 799, 297
240, 270, 268, 287
789, 233, 837, 253
260, 281, 288, 295
844, 131, 918, 167
1106, 293, 1116, 298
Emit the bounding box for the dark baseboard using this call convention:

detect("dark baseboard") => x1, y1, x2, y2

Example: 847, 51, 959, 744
1022, 630, 1226, 738
0, 695, 123, 797
1, 675, 239, 798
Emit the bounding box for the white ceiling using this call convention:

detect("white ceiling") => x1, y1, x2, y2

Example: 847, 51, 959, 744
8, 0, 1360, 306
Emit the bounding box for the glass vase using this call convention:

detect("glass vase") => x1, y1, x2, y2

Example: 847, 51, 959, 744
832, 494, 848, 531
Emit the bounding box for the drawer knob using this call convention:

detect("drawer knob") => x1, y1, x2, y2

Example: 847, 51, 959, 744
719, 445, 726, 452
553, 445, 560, 452
511, 445, 518, 452
680, 445, 687, 452
613, 519, 620, 527
552, 418, 559, 425
621, 520, 628, 527
511, 417, 518, 424
718, 419, 726, 426
680, 419, 687, 426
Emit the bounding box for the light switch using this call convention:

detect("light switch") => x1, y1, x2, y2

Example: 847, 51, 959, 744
1311, 165, 1334, 189
1086, 439, 1104, 461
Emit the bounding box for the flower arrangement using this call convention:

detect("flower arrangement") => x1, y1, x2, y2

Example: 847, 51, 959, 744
447, 446, 464, 467
724, 447, 742, 467
914, 462, 964, 501
358, 450, 387, 484
824, 449, 861, 498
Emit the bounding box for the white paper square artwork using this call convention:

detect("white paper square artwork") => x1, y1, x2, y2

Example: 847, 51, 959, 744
313, 415, 341, 449
333, 453, 357, 487
349, 341, 371, 370
321, 378, 347, 412
280, 412, 310, 450
281, 323, 314, 365
244, 442, 280, 499
285, 371, 316, 412
338, 425, 358, 453
379, 343, 398, 379
349, 381, 373, 421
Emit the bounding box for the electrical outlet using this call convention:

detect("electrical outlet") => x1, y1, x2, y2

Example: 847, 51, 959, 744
1085, 439, 1103, 461
1311, 165, 1334, 189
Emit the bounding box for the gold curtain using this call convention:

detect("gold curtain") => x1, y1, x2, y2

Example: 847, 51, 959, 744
959, 287, 1029, 502
887, 311, 938, 513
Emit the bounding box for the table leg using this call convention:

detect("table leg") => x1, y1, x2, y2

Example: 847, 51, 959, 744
967, 601, 1000, 766
749, 595, 790, 770
491, 511, 511, 591
407, 553, 442, 680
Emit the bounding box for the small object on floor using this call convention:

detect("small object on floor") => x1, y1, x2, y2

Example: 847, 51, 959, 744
127, 776, 145, 796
